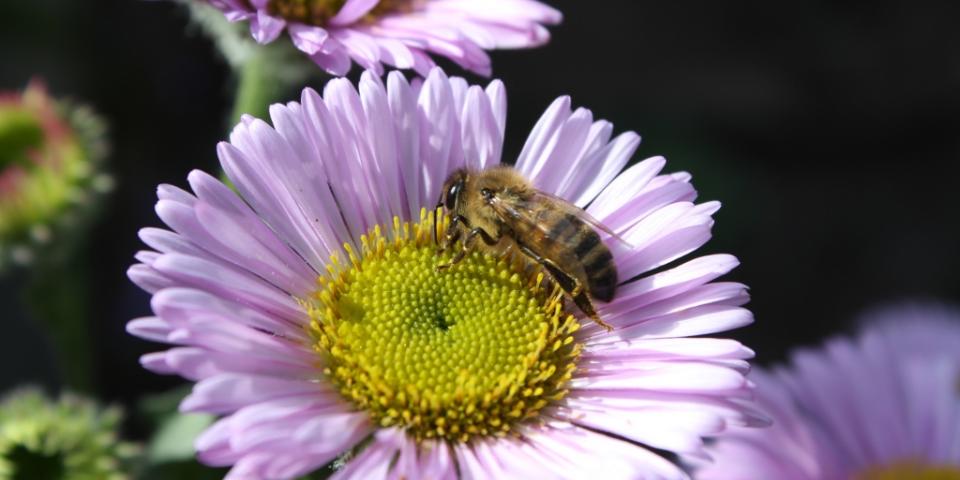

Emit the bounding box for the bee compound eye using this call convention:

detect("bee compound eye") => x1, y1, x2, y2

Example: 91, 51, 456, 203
480, 188, 493, 200
445, 182, 461, 210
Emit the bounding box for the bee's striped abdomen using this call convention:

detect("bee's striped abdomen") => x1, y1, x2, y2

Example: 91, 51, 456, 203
579, 229, 617, 302
548, 213, 618, 303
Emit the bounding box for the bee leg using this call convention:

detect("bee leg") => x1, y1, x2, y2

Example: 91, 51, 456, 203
440, 226, 462, 253
515, 243, 614, 332
436, 227, 497, 272
438, 215, 469, 253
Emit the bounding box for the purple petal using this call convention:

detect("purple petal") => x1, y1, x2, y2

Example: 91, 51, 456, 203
151, 253, 305, 323
127, 316, 173, 343
288, 24, 329, 55
386, 71, 424, 219
250, 11, 286, 44
417, 68, 464, 202
329, 0, 379, 26
514, 96, 571, 179
460, 85, 502, 171
180, 374, 329, 414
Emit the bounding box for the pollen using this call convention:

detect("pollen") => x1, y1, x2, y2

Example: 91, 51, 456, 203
305, 209, 581, 443
268, 0, 411, 26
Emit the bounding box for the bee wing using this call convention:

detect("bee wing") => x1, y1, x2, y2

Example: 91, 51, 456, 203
490, 191, 632, 247
487, 195, 538, 228
531, 191, 633, 246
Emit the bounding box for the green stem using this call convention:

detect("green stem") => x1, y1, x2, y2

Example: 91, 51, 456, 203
230, 48, 291, 125
25, 256, 94, 392
181, 0, 315, 176
181, 0, 310, 126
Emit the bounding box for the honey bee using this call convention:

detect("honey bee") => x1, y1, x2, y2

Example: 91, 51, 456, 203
435, 165, 620, 331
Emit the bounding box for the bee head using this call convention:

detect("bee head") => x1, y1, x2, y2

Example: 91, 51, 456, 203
440, 169, 467, 212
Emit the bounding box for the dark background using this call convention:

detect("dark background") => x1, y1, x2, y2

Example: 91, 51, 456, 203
1, 0, 958, 425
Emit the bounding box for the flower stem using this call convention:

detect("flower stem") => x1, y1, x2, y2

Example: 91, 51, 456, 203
180, 0, 311, 124
230, 47, 290, 124
24, 256, 94, 392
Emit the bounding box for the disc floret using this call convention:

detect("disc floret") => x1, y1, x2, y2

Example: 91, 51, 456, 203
306, 210, 581, 443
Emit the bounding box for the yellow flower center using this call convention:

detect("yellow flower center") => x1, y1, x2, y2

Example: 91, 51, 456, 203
857, 461, 960, 480
267, 0, 412, 26
306, 209, 581, 443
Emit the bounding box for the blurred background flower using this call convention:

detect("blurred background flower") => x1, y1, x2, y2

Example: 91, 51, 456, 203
201, 0, 561, 76
173, 0, 561, 139
695, 304, 960, 479
0, 81, 110, 272
0, 388, 137, 479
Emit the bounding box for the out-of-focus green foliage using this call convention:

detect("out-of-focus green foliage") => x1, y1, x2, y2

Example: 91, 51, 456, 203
0, 388, 138, 479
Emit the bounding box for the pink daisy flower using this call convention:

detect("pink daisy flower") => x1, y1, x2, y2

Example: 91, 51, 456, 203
205, 0, 561, 76
127, 68, 761, 479
696, 305, 960, 480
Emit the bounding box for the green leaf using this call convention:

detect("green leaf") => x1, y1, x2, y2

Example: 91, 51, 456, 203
147, 413, 215, 464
